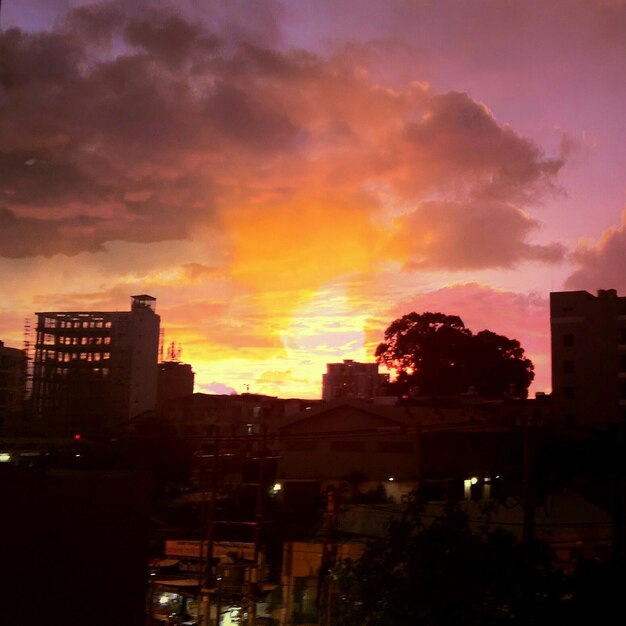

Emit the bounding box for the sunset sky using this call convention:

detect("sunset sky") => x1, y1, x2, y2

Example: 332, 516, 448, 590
1, 0, 625, 398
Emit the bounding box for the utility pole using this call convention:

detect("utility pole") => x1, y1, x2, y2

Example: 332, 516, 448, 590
248, 421, 269, 626
522, 414, 536, 545
614, 418, 626, 564
199, 425, 220, 626
318, 486, 338, 626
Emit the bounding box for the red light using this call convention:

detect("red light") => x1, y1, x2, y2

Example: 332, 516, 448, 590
74, 434, 81, 440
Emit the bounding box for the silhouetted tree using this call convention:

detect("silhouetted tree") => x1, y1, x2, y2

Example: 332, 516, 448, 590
375, 312, 534, 397
328, 505, 564, 626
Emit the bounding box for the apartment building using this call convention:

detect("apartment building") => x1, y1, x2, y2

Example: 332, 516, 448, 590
322, 359, 389, 401
30, 295, 160, 436
0, 340, 26, 434
550, 288, 626, 430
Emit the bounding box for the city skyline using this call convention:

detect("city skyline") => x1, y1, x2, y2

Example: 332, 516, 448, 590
1, 0, 625, 398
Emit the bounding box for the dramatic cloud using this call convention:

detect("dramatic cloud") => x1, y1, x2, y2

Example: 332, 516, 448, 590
0, 1, 562, 273
392, 200, 564, 270
6, 0, 622, 398
566, 209, 626, 293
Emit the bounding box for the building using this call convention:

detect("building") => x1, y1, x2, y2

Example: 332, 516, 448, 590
160, 392, 319, 438
550, 288, 626, 430
30, 294, 160, 436
276, 397, 526, 485
0, 455, 153, 626
0, 340, 26, 434
321, 359, 389, 401
157, 341, 195, 410
157, 361, 195, 410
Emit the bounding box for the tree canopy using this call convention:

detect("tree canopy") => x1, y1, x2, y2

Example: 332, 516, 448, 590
375, 312, 534, 397
327, 504, 623, 626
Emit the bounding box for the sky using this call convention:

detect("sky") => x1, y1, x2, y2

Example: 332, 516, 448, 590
1, 0, 625, 399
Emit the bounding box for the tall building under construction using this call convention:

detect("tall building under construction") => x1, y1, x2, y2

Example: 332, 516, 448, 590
30, 295, 160, 436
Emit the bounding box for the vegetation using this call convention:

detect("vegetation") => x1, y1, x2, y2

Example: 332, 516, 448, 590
375, 312, 534, 397
326, 503, 624, 626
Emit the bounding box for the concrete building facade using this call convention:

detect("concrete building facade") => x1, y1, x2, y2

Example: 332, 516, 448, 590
157, 360, 195, 410
321, 359, 389, 401
0, 340, 26, 434
550, 288, 626, 430
30, 294, 160, 436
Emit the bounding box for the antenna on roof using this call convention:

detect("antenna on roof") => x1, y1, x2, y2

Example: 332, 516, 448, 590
167, 341, 182, 362
158, 328, 165, 363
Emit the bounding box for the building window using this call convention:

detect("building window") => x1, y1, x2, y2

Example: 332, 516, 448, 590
563, 360, 575, 373
563, 333, 574, 347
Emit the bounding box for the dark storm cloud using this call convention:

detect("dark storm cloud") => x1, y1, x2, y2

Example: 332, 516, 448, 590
398, 91, 564, 203
204, 83, 306, 150
0, 150, 109, 205
0, 0, 564, 269
0, 206, 104, 257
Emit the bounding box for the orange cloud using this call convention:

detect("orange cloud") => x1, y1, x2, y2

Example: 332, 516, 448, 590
0, 1, 576, 398
1, 6, 563, 269
223, 192, 385, 292
566, 208, 626, 292
391, 200, 565, 270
